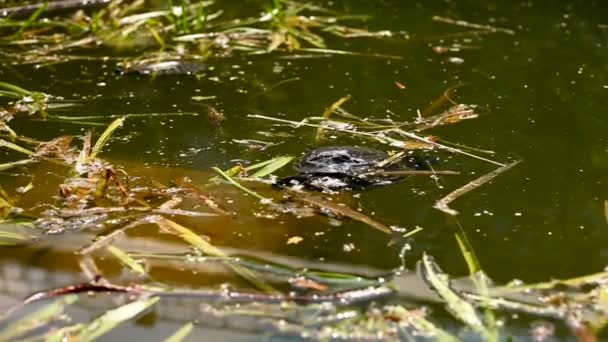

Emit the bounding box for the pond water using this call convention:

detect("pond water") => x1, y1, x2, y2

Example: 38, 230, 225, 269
0, 0, 607, 340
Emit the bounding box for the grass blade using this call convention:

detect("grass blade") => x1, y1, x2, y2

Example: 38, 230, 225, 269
0, 158, 36, 171
212, 167, 268, 201
452, 219, 498, 340
249, 156, 293, 178
421, 254, 490, 338
107, 245, 147, 276
0, 139, 34, 155
13, 2, 47, 37
76, 296, 159, 341
0, 81, 33, 96
156, 217, 277, 294
315, 94, 351, 142
0, 219, 39, 245
89, 117, 125, 160
164, 322, 194, 342
0, 294, 78, 341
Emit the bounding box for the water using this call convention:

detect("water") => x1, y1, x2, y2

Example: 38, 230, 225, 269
0, 0, 607, 339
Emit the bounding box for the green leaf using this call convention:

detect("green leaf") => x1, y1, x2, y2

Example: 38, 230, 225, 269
76, 296, 159, 341
249, 156, 293, 178
211, 167, 268, 201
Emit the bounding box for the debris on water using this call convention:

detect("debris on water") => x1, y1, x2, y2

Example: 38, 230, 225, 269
447, 57, 465, 64
232, 139, 279, 151
291, 194, 392, 234
286, 236, 303, 245
342, 243, 356, 252
289, 276, 329, 292
115, 60, 207, 76
529, 321, 555, 341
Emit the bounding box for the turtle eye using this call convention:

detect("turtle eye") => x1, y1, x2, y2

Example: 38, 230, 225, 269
332, 155, 352, 163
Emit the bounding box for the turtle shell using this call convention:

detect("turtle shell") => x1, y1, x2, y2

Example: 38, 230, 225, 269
294, 146, 389, 176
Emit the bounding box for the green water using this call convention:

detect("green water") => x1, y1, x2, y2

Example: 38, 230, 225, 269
1, 0, 607, 340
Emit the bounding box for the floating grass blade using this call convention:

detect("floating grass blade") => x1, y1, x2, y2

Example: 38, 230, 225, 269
107, 245, 147, 276
76, 296, 160, 341
315, 94, 351, 143
452, 219, 498, 340
0, 139, 34, 155
0, 158, 36, 171
75, 131, 92, 174
421, 254, 492, 340
0, 294, 78, 341
402, 226, 423, 239
52, 112, 199, 121
164, 322, 194, 342
0, 90, 25, 98
604, 200, 608, 225
500, 270, 608, 292
0, 219, 39, 245
13, 2, 47, 37
0, 81, 33, 96
0, 193, 11, 219
156, 217, 277, 293
212, 166, 268, 201
88, 117, 125, 161
249, 156, 293, 178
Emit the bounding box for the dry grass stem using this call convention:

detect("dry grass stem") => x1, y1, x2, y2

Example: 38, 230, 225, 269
434, 160, 522, 215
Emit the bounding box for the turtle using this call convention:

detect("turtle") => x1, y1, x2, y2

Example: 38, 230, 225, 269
277, 146, 432, 190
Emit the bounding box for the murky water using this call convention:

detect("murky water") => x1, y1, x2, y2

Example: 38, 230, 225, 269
0, 0, 607, 340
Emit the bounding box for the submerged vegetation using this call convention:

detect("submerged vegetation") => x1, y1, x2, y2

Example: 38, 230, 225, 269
0, 0, 606, 341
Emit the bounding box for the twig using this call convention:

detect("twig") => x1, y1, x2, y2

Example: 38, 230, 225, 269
390, 129, 504, 166
316, 94, 352, 142
432, 16, 515, 35
294, 194, 392, 234
403, 226, 423, 239
370, 170, 460, 176
249, 114, 505, 166
22, 280, 393, 306
434, 160, 521, 215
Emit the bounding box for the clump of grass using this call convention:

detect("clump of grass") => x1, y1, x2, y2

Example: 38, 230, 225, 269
0, 0, 404, 65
